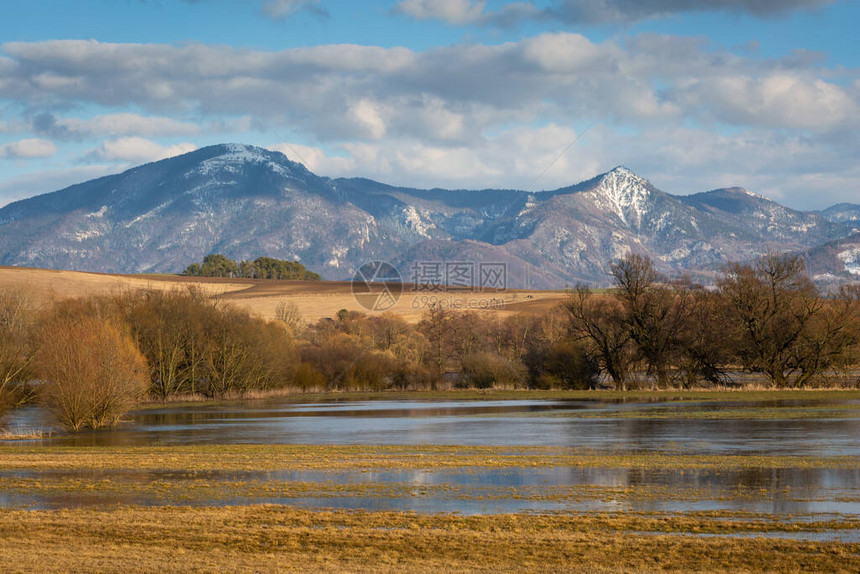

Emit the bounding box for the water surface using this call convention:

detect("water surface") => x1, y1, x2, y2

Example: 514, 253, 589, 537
3, 397, 860, 528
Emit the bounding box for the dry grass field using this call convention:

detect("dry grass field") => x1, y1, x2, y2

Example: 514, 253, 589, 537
0, 266, 570, 324
2, 442, 859, 572
2, 504, 857, 573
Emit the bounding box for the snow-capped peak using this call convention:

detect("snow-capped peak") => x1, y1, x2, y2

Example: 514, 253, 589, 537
720, 186, 768, 201
607, 165, 636, 176
219, 143, 274, 163
589, 166, 652, 228
195, 143, 295, 178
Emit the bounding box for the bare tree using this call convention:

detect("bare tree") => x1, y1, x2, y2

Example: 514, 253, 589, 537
564, 287, 635, 390
610, 255, 692, 387
718, 253, 823, 387
791, 284, 860, 386
418, 304, 454, 384
275, 301, 304, 335
676, 288, 735, 387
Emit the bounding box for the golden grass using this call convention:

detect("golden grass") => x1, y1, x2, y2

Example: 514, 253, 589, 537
2, 443, 859, 572
0, 428, 52, 440
0, 505, 857, 573
2, 444, 859, 473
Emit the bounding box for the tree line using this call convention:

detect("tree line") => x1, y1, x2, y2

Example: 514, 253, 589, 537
567, 253, 860, 390
1, 252, 858, 431
182, 253, 321, 280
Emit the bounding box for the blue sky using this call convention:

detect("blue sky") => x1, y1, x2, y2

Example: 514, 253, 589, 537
0, 0, 858, 209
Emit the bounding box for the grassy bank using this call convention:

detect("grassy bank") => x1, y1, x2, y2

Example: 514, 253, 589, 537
3, 444, 860, 472
134, 387, 860, 410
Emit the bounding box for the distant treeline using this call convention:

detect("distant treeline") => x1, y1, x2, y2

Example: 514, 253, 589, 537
1, 252, 859, 432
182, 253, 321, 281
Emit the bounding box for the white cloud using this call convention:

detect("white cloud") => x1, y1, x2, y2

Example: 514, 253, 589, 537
394, 0, 488, 25
4, 34, 852, 140
0, 34, 858, 208
680, 73, 859, 130
85, 137, 197, 163
256, 121, 857, 212
349, 99, 387, 140
326, 124, 599, 192
33, 112, 200, 139
267, 143, 356, 174
0, 138, 56, 159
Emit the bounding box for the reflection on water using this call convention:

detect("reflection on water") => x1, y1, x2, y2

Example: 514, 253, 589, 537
9, 398, 857, 457
3, 397, 860, 526
3, 465, 860, 518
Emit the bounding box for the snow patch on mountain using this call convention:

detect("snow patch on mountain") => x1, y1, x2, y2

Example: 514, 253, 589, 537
328, 246, 349, 268
0, 144, 855, 287
589, 166, 652, 229
71, 229, 102, 242
193, 143, 294, 179
517, 195, 539, 217
402, 205, 436, 238
87, 206, 108, 219
837, 246, 860, 276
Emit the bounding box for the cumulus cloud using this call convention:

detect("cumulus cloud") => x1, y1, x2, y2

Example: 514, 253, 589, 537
301, 123, 602, 192
393, 0, 543, 26
279, 121, 856, 210
267, 142, 356, 174
677, 72, 860, 130
4, 34, 852, 142
0, 33, 857, 208
0, 138, 56, 159
84, 137, 196, 163
33, 112, 200, 139
393, 0, 489, 25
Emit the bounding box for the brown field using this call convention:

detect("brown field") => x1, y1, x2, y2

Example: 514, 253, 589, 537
2, 505, 857, 573
0, 266, 570, 323
2, 443, 859, 573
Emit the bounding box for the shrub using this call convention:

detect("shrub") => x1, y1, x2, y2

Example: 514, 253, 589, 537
461, 352, 527, 389
199, 307, 296, 397
292, 363, 326, 391
525, 340, 599, 390
37, 316, 148, 431
122, 289, 297, 399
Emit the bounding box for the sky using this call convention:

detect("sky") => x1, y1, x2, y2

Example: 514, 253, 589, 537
0, 0, 858, 210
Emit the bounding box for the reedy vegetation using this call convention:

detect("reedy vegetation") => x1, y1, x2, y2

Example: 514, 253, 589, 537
0, 253, 859, 430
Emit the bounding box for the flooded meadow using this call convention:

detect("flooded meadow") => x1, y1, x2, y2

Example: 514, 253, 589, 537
2, 394, 860, 544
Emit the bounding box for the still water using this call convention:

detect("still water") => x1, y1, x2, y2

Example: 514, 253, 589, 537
14, 397, 860, 456
3, 397, 860, 528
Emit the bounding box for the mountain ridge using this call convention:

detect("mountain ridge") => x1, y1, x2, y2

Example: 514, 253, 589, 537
0, 143, 855, 287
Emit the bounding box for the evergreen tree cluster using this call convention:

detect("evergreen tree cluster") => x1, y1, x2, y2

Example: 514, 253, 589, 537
182, 254, 321, 281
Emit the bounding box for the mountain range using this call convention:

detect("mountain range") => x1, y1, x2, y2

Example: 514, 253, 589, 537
0, 143, 858, 288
